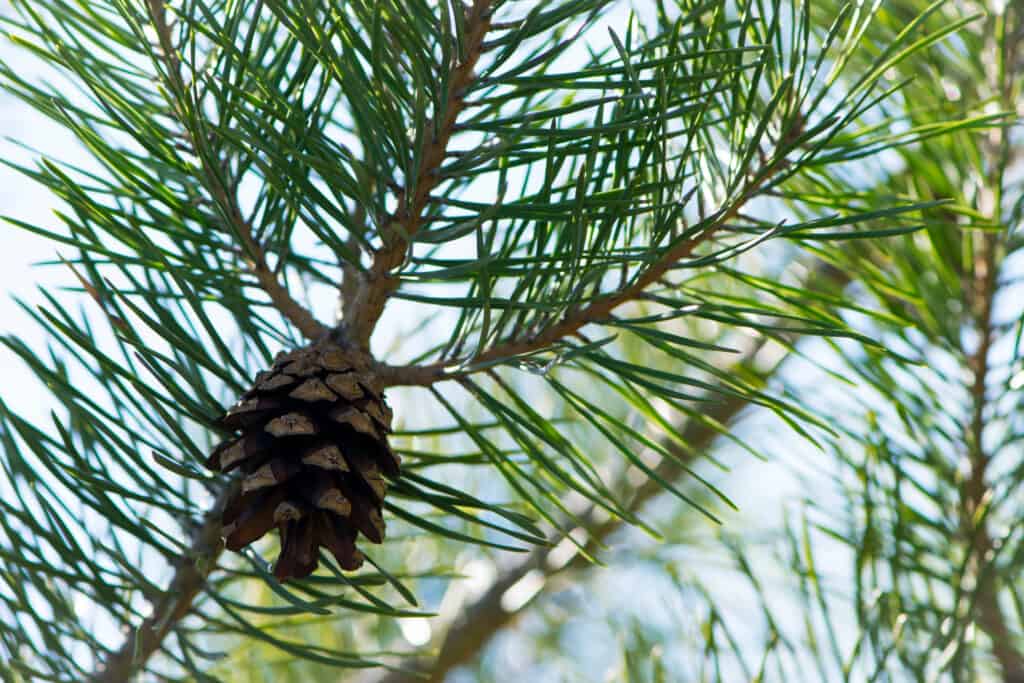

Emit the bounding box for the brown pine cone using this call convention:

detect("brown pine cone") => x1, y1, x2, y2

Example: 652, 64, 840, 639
205, 341, 398, 581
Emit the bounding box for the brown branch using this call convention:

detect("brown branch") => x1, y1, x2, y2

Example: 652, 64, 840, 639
343, 0, 494, 349
90, 487, 228, 683
148, 0, 328, 342
339, 204, 368, 322
374, 161, 788, 389
963, 231, 1022, 682
962, 13, 1023, 682
231, 209, 330, 341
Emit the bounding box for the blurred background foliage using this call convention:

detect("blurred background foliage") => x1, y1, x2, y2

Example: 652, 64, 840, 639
0, 0, 1021, 681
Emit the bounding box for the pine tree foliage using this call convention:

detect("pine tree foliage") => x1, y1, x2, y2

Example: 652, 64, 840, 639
0, 0, 996, 681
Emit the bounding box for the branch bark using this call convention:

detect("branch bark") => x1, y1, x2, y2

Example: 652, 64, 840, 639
964, 231, 1024, 682
237, 224, 330, 341
343, 0, 494, 349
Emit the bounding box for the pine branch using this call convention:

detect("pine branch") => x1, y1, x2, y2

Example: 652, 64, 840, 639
0, 2, 984, 678
966, 232, 1023, 682
343, 0, 494, 349
80, 3, 499, 675
148, 0, 329, 342
375, 156, 790, 388
362, 258, 852, 682
223, 191, 331, 341
87, 4, 341, 678
339, 203, 368, 322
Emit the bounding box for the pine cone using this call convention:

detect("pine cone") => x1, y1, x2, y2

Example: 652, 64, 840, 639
205, 341, 398, 581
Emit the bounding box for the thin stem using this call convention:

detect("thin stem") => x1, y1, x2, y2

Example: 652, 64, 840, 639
211, 181, 329, 341
338, 203, 368, 322
963, 228, 1020, 680
149, 0, 328, 342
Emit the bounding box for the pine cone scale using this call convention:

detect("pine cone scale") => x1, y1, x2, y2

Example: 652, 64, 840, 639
302, 444, 350, 472
289, 378, 337, 402
241, 458, 301, 493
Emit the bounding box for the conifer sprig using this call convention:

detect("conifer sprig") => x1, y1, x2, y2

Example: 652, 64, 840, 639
0, 1, 993, 680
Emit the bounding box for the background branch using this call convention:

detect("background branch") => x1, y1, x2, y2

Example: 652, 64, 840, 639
367, 336, 783, 683
90, 486, 229, 683
963, 14, 1023, 680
